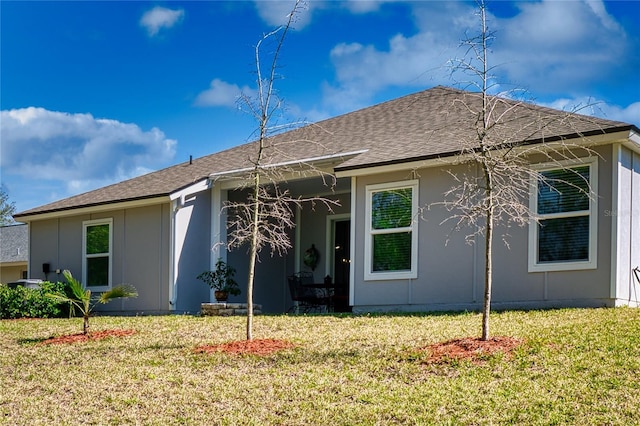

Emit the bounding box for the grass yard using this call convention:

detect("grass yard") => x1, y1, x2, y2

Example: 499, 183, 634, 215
2, 308, 640, 425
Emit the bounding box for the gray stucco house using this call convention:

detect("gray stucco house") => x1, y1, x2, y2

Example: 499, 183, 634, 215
13, 87, 640, 314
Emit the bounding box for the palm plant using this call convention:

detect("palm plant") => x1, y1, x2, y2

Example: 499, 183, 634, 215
47, 270, 137, 334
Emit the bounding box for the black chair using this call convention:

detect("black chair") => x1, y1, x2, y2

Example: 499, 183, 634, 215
287, 272, 330, 313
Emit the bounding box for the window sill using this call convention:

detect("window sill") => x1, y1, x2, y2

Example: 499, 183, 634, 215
364, 271, 417, 281
85, 286, 112, 293
528, 260, 597, 273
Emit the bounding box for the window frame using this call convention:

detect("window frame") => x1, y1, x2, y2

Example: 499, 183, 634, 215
528, 157, 598, 272
364, 180, 419, 281
82, 218, 113, 291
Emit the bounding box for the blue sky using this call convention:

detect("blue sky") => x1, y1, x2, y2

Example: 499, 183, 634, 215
2, 0, 639, 214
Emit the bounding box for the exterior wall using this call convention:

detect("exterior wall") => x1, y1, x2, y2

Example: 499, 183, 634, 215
225, 189, 295, 313
28, 203, 171, 313
352, 146, 616, 312
224, 188, 351, 313
611, 145, 640, 306
0, 264, 27, 283
352, 169, 478, 310
298, 192, 351, 282
173, 190, 212, 313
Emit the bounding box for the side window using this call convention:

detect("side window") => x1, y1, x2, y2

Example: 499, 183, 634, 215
529, 159, 597, 272
83, 219, 112, 289
365, 180, 418, 280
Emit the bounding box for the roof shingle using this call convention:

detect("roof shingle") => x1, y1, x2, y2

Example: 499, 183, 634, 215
15, 86, 635, 218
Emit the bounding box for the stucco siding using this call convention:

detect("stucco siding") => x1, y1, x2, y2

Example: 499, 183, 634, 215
28, 204, 171, 313
612, 146, 640, 305
30, 219, 63, 281
224, 189, 295, 313
174, 190, 212, 313
0, 265, 26, 283
353, 147, 617, 312
298, 193, 351, 282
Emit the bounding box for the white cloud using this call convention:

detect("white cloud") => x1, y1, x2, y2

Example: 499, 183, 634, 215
493, 0, 628, 93
253, 0, 315, 29
194, 79, 256, 108
321, 0, 632, 112
543, 97, 640, 125
140, 6, 184, 37
322, 1, 475, 111
0, 108, 177, 196
343, 0, 384, 14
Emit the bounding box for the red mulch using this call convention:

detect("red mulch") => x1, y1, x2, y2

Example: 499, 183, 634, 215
194, 338, 296, 356
421, 336, 523, 364
39, 329, 137, 345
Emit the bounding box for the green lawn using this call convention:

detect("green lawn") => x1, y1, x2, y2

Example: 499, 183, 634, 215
2, 308, 640, 425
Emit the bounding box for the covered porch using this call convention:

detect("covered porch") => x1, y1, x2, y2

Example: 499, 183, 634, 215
211, 175, 353, 314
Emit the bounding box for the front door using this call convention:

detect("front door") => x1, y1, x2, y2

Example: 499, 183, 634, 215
332, 219, 351, 312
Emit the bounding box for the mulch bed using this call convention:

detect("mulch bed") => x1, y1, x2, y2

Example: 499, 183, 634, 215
39, 329, 137, 345
421, 336, 523, 364
194, 338, 296, 356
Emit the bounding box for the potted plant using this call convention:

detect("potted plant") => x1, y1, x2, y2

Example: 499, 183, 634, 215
197, 259, 240, 302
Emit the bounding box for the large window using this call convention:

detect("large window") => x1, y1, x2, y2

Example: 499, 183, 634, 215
83, 219, 112, 290
365, 180, 418, 280
528, 159, 597, 272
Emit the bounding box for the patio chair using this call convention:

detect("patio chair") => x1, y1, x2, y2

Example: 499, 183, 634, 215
287, 272, 330, 313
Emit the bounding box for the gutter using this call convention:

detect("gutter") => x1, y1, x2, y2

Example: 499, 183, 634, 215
335, 127, 637, 176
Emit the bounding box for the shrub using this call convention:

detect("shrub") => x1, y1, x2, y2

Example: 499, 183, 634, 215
0, 281, 70, 319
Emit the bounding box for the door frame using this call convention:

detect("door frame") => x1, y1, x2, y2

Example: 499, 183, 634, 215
325, 214, 350, 282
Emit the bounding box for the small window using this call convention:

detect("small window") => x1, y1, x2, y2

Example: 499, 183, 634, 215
529, 159, 597, 272
83, 219, 112, 290
365, 180, 418, 280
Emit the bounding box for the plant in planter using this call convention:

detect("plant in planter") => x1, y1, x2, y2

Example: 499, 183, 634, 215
197, 259, 240, 302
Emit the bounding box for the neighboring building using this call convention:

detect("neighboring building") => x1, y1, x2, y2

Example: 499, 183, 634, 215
0, 224, 28, 283
13, 87, 640, 314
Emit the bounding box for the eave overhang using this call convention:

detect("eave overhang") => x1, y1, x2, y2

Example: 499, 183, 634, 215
12, 195, 171, 222
335, 127, 637, 178
210, 150, 368, 189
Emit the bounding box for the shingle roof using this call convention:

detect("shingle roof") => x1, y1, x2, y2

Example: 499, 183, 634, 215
0, 224, 28, 264
15, 86, 636, 218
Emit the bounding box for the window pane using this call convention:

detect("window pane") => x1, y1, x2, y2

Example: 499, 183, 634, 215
538, 166, 589, 215
371, 188, 412, 230
538, 216, 589, 263
86, 224, 110, 254
372, 232, 412, 272
86, 256, 109, 287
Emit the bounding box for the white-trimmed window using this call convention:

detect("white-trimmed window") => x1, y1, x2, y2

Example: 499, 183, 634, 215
83, 219, 113, 290
365, 180, 418, 280
528, 158, 597, 272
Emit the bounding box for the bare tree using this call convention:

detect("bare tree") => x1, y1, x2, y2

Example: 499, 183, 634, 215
0, 186, 16, 226
437, 0, 599, 340
217, 0, 338, 340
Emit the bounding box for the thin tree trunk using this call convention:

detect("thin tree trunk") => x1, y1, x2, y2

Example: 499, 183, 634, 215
83, 315, 89, 335
482, 169, 493, 341
479, 0, 492, 342
246, 174, 260, 341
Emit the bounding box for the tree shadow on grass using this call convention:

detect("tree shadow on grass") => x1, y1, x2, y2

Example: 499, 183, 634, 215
17, 336, 48, 345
